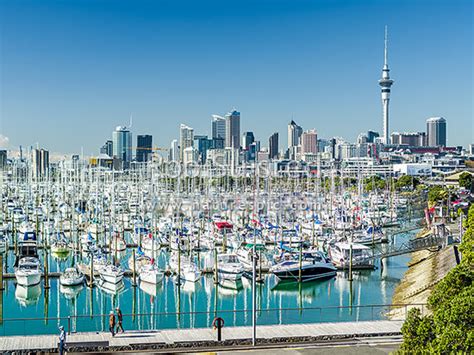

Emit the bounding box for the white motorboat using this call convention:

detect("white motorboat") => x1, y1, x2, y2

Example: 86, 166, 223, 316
170, 254, 202, 283
236, 244, 272, 272
328, 242, 375, 269
15, 257, 42, 286
139, 264, 164, 284
99, 264, 124, 284
217, 253, 244, 282
60, 267, 85, 286
270, 250, 337, 282
0, 228, 8, 253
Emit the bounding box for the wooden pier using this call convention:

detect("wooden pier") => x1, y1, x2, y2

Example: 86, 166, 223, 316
0, 320, 404, 352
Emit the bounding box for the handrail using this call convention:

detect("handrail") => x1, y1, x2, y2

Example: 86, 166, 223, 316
0, 303, 427, 322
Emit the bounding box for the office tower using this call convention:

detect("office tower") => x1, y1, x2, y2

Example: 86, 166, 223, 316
367, 130, 380, 143
0, 150, 6, 169
136, 135, 153, 162
32, 148, 49, 179
179, 124, 194, 161
112, 126, 132, 163
426, 117, 447, 147
100, 140, 113, 157
211, 137, 225, 149
170, 139, 179, 161
378, 26, 394, 144
248, 141, 260, 162
211, 115, 226, 139
288, 120, 303, 149
194, 135, 213, 163
301, 129, 318, 154
183, 146, 199, 165
225, 110, 240, 149
242, 131, 255, 150
269, 132, 279, 159
390, 132, 426, 146
468, 144, 474, 155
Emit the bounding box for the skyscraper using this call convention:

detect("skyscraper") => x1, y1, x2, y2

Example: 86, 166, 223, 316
225, 110, 240, 149
136, 135, 152, 162
269, 132, 279, 159
367, 130, 380, 143
288, 120, 303, 149
112, 126, 132, 163
301, 130, 318, 154
32, 148, 49, 179
170, 139, 179, 161
287, 120, 303, 159
194, 135, 213, 163
426, 117, 447, 146
378, 26, 394, 145
242, 131, 255, 150
100, 140, 113, 157
211, 115, 226, 139
179, 124, 194, 161
0, 150, 7, 169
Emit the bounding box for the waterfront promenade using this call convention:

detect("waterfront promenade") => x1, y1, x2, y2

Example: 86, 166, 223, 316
0, 320, 403, 353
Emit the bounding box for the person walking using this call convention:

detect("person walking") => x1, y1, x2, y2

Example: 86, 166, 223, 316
116, 307, 124, 333
58, 325, 66, 355
109, 310, 116, 336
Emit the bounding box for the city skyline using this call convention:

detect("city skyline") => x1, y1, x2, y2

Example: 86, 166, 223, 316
0, 0, 472, 155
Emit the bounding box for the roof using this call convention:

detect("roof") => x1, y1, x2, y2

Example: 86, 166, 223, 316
445, 171, 474, 181
215, 221, 233, 229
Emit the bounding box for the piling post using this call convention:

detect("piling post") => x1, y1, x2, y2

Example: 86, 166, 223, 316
0, 254, 3, 291
44, 249, 50, 289
213, 247, 218, 285
89, 256, 94, 288
298, 240, 303, 283
348, 243, 353, 282
132, 249, 137, 287
177, 242, 182, 287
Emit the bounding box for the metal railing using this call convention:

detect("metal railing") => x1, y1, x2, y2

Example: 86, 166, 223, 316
0, 303, 427, 336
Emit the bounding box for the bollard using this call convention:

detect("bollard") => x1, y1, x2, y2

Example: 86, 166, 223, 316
212, 317, 224, 341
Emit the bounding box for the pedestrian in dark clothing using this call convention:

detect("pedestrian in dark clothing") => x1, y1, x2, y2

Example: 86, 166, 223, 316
109, 310, 116, 336
58, 325, 66, 355
116, 307, 124, 333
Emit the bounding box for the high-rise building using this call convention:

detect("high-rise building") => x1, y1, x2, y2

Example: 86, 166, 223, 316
367, 131, 380, 143
100, 140, 113, 157
242, 131, 255, 150
301, 130, 318, 154
0, 150, 7, 169
183, 146, 199, 165
426, 117, 447, 147
225, 110, 240, 149
288, 120, 303, 149
269, 132, 279, 159
32, 148, 49, 179
179, 124, 194, 161
169, 139, 179, 161
112, 126, 132, 163
390, 132, 426, 146
211, 115, 226, 139
136, 135, 153, 162
378, 26, 394, 144
248, 141, 260, 162
194, 135, 213, 163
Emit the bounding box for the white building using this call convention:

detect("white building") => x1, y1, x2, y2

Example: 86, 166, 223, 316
179, 124, 194, 161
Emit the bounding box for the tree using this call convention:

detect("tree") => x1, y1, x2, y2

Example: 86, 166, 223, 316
459, 172, 473, 190
399, 203, 474, 353
395, 175, 419, 191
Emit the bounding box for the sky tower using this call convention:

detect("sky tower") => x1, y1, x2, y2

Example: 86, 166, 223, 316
379, 26, 394, 145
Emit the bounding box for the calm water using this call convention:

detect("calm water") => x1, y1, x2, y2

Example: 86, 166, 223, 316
0, 225, 416, 336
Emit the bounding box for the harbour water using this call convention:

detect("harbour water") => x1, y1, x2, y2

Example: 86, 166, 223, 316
0, 226, 417, 336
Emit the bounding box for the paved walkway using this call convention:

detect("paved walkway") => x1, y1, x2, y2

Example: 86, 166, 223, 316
0, 320, 404, 352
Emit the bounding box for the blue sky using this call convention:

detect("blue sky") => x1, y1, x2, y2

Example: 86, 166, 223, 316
0, 0, 472, 155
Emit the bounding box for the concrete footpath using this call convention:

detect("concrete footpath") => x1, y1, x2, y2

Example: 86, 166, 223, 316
0, 320, 404, 353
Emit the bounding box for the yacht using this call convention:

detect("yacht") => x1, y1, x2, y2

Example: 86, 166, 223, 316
236, 244, 272, 272
0, 228, 8, 253
328, 242, 375, 269
270, 250, 337, 282
139, 263, 164, 284
217, 253, 244, 282
170, 254, 201, 283
60, 267, 85, 286
99, 264, 124, 284
15, 257, 42, 286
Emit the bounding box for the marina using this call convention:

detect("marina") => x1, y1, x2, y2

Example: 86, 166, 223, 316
0, 164, 429, 336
